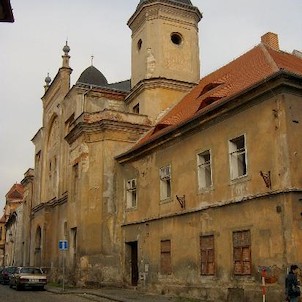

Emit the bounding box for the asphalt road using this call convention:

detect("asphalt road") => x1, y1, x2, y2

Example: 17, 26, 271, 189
0, 284, 112, 302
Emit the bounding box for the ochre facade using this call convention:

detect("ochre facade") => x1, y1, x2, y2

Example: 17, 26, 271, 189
3, 1, 302, 301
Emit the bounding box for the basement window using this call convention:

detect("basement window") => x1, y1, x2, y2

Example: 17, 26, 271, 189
229, 135, 247, 180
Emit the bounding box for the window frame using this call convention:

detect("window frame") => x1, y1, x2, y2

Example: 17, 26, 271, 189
229, 134, 247, 180
159, 165, 172, 201
126, 178, 137, 209
197, 149, 213, 190
232, 230, 252, 276
160, 239, 172, 275
200, 234, 215, 276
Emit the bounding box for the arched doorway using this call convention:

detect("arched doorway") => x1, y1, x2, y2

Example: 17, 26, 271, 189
34, 226, 42, 267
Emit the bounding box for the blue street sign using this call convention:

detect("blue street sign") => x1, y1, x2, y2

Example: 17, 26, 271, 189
59, 240, 68, 250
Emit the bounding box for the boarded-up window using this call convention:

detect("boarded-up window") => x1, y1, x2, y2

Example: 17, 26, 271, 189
233, 230, 251, 275
200, 235, 215, 275
160, 240, 172, 275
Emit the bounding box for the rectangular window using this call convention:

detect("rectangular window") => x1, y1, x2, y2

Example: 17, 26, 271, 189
197, 150, 212, 189
133, 103, 140, 114
72, 163, 79, 202
200, 235, 215, 275
160, 165, 172, 201
126, 179, 137, 208
233, 230, 251, 275
229, 135, 247, 179
160, 240, 172, 275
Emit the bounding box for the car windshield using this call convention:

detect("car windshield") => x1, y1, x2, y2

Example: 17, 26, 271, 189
6, 267, 16, 273
20, 268, 42, 274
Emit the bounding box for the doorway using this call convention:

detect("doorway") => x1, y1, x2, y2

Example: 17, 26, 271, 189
126, 241, 138, 286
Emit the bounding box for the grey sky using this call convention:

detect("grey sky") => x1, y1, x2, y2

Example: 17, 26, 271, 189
1, 0, 301, 212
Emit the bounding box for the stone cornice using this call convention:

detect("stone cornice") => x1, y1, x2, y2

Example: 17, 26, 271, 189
65, 110, 152, 145
31, 193, 68, 215
128, 0, 202, 34
121, 188, 302, 227
125, 77, 197, 105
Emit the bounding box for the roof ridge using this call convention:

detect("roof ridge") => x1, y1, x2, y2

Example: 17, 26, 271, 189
259, 43, 280, 73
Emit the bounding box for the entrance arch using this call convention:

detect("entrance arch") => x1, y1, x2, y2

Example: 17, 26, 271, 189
34, 226, 42, 267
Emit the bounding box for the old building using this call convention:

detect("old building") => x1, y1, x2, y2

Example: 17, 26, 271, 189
116, 32, 302, 300
0, 215, 5, 266
0, 183, 24, 266
16, 0, 302, 301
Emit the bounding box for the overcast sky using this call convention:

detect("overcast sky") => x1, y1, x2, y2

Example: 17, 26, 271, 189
1, 0, 301, 212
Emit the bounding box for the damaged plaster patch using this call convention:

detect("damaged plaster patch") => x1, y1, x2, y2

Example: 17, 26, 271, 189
70, 143, 89, 172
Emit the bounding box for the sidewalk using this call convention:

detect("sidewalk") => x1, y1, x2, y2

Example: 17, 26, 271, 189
45, 285, 195, 302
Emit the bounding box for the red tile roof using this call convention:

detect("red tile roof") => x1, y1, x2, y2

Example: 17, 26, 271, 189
134, 42, 302, 147
5, 183, 24, 201
0, 215, 6, 223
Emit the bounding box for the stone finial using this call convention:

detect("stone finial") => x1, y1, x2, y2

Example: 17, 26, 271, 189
44, 73, 51, 91
62, 41, 71, 68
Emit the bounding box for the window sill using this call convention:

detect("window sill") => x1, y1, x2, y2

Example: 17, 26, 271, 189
198, 185, 214, 194
160, 197, 173, 204
229, 174, 250, 185
125, 206, 137, 212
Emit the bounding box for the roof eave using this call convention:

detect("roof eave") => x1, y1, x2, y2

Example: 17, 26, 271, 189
116, 70, 302, 164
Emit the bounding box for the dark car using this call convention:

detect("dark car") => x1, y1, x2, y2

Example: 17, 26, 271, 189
0, 266, 17, 285
9, 267, 47, 290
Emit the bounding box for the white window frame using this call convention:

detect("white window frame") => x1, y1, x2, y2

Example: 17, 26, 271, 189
229, 135, 247, 180
126, 178, 137, 209
160, 165, 172, 201
197, 150, 213, 190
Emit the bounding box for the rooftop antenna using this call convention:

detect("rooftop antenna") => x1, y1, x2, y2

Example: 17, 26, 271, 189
91, 55, 94, 66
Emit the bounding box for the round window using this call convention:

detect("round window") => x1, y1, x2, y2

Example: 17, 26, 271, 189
171, 33, 183, 45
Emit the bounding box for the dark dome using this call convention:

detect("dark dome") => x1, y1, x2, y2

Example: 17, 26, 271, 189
77, 65, 108, 87
139, 0, 193, 5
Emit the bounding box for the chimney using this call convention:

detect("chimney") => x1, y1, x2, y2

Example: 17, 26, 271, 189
261, 32, 279, 51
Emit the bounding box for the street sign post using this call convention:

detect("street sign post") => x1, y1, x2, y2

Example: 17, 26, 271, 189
59, 240, 68, 291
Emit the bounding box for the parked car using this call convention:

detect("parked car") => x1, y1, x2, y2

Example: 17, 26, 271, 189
9, 267, 47, 290
0, 266, 17, 285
